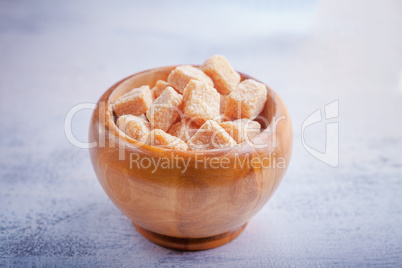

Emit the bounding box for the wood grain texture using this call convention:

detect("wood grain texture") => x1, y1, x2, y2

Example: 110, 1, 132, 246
88, 66, 293, 249
133, 223, 248, 251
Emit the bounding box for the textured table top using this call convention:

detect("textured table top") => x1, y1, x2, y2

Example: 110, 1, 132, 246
1, 0, 401, 267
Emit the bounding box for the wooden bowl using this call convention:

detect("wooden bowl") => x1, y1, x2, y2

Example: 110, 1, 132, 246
89, 66, 293, 250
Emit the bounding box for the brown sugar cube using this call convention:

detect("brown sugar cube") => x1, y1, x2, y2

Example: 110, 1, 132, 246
167, 65, 214, 93
116, 114, 151, 141
113, 85, 153, 117
201, 55, 241, 95
224, 79, 267, 120
188, 120, 236, 150
151, 80, 170, 99
183, 79, 220, 126
220, 119, 261, 144
142, 129, 188, 151
167, 118, 199, 142
146, 86, 183, 132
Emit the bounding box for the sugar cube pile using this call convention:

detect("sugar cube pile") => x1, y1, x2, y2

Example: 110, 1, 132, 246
113, 55, 267, 151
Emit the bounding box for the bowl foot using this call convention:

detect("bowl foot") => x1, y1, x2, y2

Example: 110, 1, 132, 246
132, 223, 248, 251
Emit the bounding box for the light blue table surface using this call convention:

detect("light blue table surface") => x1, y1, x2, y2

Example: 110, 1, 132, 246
1, 0, 401, 267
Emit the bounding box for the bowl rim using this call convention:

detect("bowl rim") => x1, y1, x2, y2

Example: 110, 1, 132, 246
94, 65, 289, 160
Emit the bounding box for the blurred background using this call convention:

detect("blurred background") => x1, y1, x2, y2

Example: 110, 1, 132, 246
0, 0, 401, 266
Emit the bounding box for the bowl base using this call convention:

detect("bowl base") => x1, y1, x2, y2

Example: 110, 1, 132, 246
132, 222, 248, 251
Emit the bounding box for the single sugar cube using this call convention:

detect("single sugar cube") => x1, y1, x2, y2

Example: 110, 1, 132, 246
167, 118, 199, 142
183, 79, 220, 126
113, 85, 153, 117
146, 86, 183, 132
116, 114, 151, 141
151, 80, 170, 99
142, 129, 188, 151
167, 65, 214, 93
201, 55, 241, 95
188, 120, 236, 150
220, 119, 261, 144
224, 79, 267, 120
